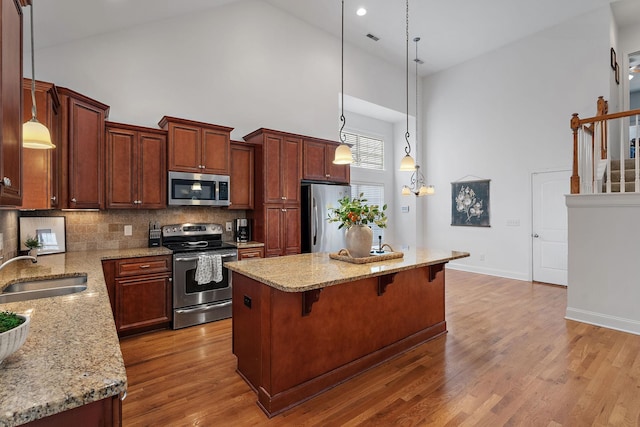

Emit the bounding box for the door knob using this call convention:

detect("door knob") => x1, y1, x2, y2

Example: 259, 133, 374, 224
532, 233, 539, 238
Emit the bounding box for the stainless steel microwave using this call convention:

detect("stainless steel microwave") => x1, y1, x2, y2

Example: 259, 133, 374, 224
168, 171, 230, 206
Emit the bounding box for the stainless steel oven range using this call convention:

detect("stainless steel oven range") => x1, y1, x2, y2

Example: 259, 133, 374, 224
162, 223, 237, 329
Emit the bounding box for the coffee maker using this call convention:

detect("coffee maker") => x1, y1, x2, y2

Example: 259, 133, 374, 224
234, 218, 251, 243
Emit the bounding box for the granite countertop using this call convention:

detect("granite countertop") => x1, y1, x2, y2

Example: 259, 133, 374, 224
226, 248, 470, 292
0, 247, 172, 427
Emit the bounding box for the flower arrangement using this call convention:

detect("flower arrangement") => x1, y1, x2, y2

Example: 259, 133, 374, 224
327, 193, 387, 230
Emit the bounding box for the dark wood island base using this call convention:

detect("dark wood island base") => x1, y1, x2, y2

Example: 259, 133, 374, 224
232, 261, 450, 417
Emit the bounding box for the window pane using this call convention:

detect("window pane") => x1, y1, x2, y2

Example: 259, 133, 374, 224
342, 132, 384, 170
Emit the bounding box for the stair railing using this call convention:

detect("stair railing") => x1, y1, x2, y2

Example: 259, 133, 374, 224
571, 96, 640, 194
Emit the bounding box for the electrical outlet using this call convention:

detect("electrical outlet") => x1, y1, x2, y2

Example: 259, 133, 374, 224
124, 225, 132, 236
0, 233, 3, 251
479, 254, 485, 261
401, 206, 410, 213
506, 219, 520, 227
226, 222, 233, 232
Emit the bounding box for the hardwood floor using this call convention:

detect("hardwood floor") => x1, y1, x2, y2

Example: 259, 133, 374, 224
119, 270, 640, 426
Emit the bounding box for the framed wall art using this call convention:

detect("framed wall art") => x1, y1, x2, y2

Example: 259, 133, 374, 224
451, 179, 491, 227
611, 47, 616, 70
19, 216, 66, 255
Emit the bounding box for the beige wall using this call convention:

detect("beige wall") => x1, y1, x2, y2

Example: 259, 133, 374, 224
16, 207, 245, 253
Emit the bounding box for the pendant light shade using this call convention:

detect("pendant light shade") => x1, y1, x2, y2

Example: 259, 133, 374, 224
333, 0, 353, 165
23, 118, 54, 149
400, 154, 415, 171
23, 1, 54, 150
334, 142, 353, 164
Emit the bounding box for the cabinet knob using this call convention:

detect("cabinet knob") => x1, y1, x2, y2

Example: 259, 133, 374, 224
326, 174, 330, 178
281, 196, 286, 200
139, 264, 151, 269
71, 198, 77, 203
2, 177, 11, 187
282, 208, 287, 212
51, 196, 57, 202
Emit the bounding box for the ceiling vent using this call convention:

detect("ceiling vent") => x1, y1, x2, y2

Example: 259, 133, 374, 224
366, 33, 380, 41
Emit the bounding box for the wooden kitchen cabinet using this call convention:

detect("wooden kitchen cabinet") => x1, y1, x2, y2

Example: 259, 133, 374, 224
159, 116, 232, 175
0, 0, 23, 206
21, 79, 61, 209
302, 139, 350, 184
58, 87, 110, 209
24, 394, 121, 427
102, 255, 172, 337
229, 141, 254, 210
237, 246, 264, 259
244, 128, 302, 257
264, 205, 300, 257
106, 122, 167, 209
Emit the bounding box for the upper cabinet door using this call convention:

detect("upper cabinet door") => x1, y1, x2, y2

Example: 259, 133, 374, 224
106, 126, 137, 208
302, 140, 326, 181
263, 133, 284, 204
159, 116, 233, 174
138, 131, 167, 209
167, 123, 201, 173
229, 142, 254, 210
201, 128, 230, 175
66, 95, 107, 209
282, 136, 301, 204
0, 0, 22, 206
106, 122, 167, 209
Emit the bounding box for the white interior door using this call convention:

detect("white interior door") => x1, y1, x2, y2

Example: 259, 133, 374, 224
532, 170, 570, 286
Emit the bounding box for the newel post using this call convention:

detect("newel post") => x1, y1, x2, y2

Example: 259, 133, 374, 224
571, 113, 581, 194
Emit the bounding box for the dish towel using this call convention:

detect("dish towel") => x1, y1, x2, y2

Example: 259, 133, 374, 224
194, 254, 223, 285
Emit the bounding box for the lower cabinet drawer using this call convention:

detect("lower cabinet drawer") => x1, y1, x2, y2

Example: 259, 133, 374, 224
238, 247, 264, 259
115, 255, 171, 277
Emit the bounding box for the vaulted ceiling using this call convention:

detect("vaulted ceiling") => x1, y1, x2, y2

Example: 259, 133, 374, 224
27, 0, 638, 77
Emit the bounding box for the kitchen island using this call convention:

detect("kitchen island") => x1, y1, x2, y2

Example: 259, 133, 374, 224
226, 248, 469, 417
0, 247, 171, 427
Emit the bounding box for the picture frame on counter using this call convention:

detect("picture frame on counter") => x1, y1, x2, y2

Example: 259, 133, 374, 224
19, 216, 66, 255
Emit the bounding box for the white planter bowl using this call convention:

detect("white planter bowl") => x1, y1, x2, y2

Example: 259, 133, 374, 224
0, 314, 30, 364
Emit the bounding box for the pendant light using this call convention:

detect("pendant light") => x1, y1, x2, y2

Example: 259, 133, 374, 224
401, 37, 435, 196
23, 0, 54, 150
399, 0, 414, 171
333, 0, 353, 165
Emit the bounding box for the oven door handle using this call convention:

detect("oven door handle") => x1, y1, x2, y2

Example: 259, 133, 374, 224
185, 241, 209, 248
175, 300, 232, 314
174, 253, 237, 262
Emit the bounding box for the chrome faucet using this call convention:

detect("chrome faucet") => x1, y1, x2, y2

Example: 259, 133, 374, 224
0, 255, 38, 272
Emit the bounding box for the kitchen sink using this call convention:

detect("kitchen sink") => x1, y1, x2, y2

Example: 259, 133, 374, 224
0, 275, 88, 304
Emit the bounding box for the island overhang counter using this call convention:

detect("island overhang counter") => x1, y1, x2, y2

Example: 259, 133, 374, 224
226, 248, 470, 417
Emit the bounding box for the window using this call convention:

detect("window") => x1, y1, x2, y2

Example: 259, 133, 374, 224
342, 131, 384, 170
351, 183, 385, 247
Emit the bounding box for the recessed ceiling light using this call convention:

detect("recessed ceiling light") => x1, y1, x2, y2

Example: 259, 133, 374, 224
356, 7, 367, 16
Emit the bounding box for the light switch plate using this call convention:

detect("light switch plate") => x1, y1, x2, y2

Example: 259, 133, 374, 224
0, 233, 3, 250
124, 225, 132, 236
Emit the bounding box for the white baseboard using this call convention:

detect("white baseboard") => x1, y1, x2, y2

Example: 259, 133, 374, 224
446, 262, 529, 282
565, 307, 640, 336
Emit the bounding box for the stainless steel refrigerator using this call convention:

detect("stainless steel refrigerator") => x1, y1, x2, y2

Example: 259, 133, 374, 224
301, 183, 351, 253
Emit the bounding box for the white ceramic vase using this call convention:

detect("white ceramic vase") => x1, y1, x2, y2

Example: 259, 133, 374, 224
345, 225, 373, 258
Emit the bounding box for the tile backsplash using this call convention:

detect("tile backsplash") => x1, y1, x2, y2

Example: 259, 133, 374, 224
16, 207, 246, 253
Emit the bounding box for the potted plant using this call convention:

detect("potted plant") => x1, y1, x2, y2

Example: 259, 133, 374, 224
0, 311, 30, 364
24, 235, 41, 258
327, 193, 387, 257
